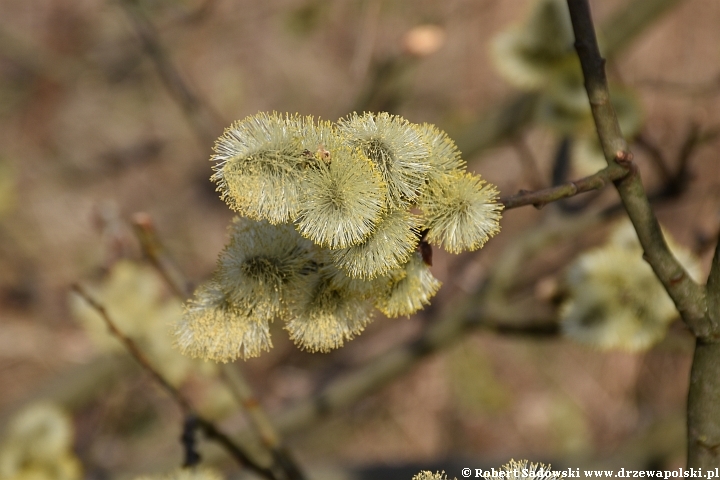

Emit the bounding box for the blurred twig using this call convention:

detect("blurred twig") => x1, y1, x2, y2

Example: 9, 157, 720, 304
0, 355, 134, 431
221, 365, 307, 480
453, 0, 684, 160
635, 132, 674, 183
251, 294, 558, 440
636, 124, 719, 199
636, 73, 720, 97
350, 0, 381, 80
513, 135, 546, 190
132, 212, 192, 299
131, 212, 306, 480
598, 0, 683, 59
118, 0, 223, 147
351, 55, 418, 114
0, 25, 86, 83
71, 284, 276, 478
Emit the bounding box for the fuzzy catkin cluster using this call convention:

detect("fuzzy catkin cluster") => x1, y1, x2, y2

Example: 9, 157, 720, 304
560, 220, 703, 352
0, 403, 82, 480
175, 112, 503, 362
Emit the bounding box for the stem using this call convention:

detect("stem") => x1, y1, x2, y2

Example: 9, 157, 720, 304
71, 284, 276, 479
687, 340, 720, 468
500, 163, 628, 210
132, 212, 192, 300
567, 0, 720, 469
221, 364, 306, 480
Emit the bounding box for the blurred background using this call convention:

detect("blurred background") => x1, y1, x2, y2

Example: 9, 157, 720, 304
1, 0, 720, 479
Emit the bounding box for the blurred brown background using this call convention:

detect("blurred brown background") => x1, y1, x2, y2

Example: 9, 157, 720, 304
1, 0, 720, 478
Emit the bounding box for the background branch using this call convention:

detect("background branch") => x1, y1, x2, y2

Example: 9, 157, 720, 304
454, 0, 684, 159
118, 0, 223, 147
70, 284, 277, 478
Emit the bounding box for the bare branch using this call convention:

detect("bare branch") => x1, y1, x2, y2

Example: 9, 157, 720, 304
567, 0, 720, 469
263, 309, 557, 438
71, 284, 190, 412
500, 163, 628, 210
635, 132, 673, 183
566, 0, 708, 335
70, 284, 277, 479
512, 135, 546, 190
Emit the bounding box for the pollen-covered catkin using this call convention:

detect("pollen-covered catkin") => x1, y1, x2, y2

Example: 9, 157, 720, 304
176, 112, 502, 361
420, 171, 503, 254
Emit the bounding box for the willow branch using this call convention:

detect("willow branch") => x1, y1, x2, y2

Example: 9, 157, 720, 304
567, 0, 708, 335
70, 284, 275, 478
71, 284, 190, 411
513, 135, 546, 190
568, 0, 720, 469
499, 163, 628, 210
708, 235, 720, 326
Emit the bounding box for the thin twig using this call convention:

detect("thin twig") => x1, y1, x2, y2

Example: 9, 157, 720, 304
253, 307, 557, 439
636, 73, 720, 98
131, 212, 305, 480
70, 284, 277, 478
132, 212, 192, 299
499, 163, 628, 210
672, 124, 720, 195
635, 132, 673, 183
513, 135, 546, 190
220, 365, 306, 480
71, 284, 191, 412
